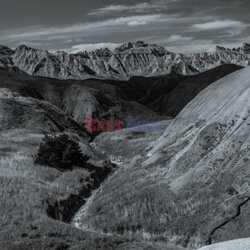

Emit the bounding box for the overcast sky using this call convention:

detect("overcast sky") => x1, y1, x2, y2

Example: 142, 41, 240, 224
0, 0, 250, 53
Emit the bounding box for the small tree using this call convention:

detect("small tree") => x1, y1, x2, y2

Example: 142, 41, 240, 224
35, 134, 90, 170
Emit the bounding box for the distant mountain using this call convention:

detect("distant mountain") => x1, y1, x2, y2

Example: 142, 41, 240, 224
0, 42, 249, 80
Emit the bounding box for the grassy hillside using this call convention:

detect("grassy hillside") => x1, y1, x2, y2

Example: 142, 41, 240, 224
0, 64, 246, 249
78, 67, 250, 249
0, 127, 188, 249
0, 69, 186, 249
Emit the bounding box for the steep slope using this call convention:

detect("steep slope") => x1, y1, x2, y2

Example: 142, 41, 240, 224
1, 42, 249, 80
0, 87, 89, 138
139, 64, 243, 117
197, 238, 250, 250
78, 67, 250, 249
13, 45, 96, 79
144, 66, 250, 246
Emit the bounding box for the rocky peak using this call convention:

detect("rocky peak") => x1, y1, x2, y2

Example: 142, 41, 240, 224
215, 45, 230, 52
15, 44, 31, 52
134, 41, 149, 48
0, 45, 14, 56
19, 44, 29, 49
115, 41, 154, 51
242, 43, 250, 54
114, 41, 167, 55
230, 43, 250, 54
114, 42, 136, 52
15, 44, 49, 57
94, 48, 112, 57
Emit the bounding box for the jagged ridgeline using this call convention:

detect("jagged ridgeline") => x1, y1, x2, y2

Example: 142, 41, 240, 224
0, 41, 250, 80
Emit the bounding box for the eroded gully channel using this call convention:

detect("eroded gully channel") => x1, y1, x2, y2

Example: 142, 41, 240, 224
69, 157, 129, 237
46, 156, 124, 237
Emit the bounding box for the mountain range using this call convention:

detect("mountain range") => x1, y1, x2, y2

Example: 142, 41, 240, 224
0, 41, 250, 80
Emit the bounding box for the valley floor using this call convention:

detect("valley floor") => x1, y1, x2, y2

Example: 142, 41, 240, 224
0, 128, 185, 250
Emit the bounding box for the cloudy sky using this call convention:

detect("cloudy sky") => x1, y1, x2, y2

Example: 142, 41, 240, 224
0, 0, 249, 53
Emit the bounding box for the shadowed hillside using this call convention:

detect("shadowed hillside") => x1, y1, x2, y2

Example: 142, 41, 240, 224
0, 64, 242, 128
138, 64, 244, 117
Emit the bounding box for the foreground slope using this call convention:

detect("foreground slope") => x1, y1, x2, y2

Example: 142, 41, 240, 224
197, 238, 250, 250
0, 129, 183, 250
0, 86, 181, 249
79, 67, 250, 249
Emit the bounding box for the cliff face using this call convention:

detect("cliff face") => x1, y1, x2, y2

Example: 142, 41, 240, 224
1, 42, 249, 80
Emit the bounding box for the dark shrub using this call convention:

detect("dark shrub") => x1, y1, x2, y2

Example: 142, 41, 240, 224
35, 134, 90, 170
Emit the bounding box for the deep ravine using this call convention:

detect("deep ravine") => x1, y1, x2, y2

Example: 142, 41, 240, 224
46, 162, 115, 223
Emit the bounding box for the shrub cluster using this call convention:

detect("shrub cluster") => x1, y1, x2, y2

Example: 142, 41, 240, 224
35, 134, 90, 170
